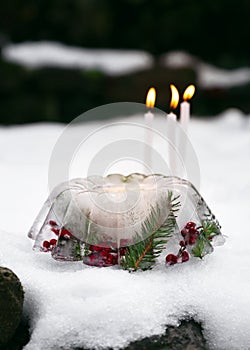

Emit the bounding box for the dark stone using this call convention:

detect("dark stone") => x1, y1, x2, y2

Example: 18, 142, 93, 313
0, 267, 24, 347
124, 319, 207, 350
75, 319, 207, 350
0, 316, 30, 350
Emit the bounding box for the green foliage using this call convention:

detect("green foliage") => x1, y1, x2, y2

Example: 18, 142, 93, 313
121, 192, 180, 271
192, 220, 220, 259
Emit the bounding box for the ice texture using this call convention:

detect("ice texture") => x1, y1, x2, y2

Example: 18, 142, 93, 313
28, 173, 223, 264
0, 111, 250, 349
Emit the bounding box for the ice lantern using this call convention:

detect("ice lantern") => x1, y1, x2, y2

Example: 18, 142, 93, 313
28, 174, 225, 270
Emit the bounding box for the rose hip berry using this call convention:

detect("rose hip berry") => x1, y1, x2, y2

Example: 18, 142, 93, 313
166, 254, 178, 265
181, 251, 189, 262
165, 222, 199, 267
60, 228, 73, 239
43, 240, 50, 248
179, 240, 186, 247
49, 220, 57, 227
181, 228, 188, 237
51, 228, 60, 235
185, 222, 196, 229
189, 234, 197, 245
50, 239, 57, 246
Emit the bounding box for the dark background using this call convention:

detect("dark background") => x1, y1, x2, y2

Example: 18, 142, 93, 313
0, 0, 250, 124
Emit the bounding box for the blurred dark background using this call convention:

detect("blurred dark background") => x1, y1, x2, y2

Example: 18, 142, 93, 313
0, 0, 250, 124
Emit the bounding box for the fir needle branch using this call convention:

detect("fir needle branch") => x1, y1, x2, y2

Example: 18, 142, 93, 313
121, 191, 180, 271
135, 235, 154, 269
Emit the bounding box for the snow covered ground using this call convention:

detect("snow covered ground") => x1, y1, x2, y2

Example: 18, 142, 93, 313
3, 41, 250, 88
0, 110, 250, 349
2, 41, 153, 75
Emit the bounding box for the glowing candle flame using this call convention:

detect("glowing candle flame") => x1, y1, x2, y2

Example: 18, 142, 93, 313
183, 85, 195, 101
170, 84, 179, 109
146, 87, 156, 109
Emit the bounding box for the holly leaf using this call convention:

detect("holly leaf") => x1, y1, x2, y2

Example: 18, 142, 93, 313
202, 220, 221, 239
192, 235, 213, 259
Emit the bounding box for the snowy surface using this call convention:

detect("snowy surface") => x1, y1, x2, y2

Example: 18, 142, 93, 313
2, 41, 153, 75
163, 51, 250, 88
3, 41, 250, 88
1, 111, 250, 349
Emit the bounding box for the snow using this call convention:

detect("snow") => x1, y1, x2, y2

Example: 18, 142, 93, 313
163, 51, 250, 88
2, 41, 153, 75
3, 41, 250, 88
1, 110, 250, 349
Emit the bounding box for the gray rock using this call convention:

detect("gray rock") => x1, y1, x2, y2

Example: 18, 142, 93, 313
124, 319, 207, 350
75, 319, 207, 350
0, 267, 24, 347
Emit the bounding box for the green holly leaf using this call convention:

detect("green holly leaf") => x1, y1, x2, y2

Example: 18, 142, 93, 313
192, 235, 213, 259
201, 220, 221, 239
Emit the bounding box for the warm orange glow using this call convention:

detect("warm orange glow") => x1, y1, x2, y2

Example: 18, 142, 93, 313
183, 85, 195, 101
146, 87, 156, 108
170, 84, 179, 109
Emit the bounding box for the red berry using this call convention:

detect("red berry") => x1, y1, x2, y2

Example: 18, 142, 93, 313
51, 228, 60, 235
49, 220, 57, 227
106, 254, 114, 263
181, 229, 188, 237
100, 250, 108, 257
102, 246, 112, 253
89, 253, 97, 262
189, 227, 198, 234
50, 239, 57, 246
107, 253, 118, 265
185, 222, 196, 229
179, 240, 186, 247
43, 240, 50, 248
97, 242, 112, 252
113, 255, 118, 264
166, 254, 178, 265
189, 234, 197, 245
181, 251, 189, 262
60, 228, 73, 239
119, 247, 127, 256
89, 245, 102, 252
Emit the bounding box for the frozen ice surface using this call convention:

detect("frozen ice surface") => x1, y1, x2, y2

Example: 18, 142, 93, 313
0, 111, 250, 349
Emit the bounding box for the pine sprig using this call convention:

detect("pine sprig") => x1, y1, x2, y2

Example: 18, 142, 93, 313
121, 191, 180, 271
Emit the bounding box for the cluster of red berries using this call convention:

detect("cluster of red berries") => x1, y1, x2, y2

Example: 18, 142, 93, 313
42, 238, 57, 252
42, 220, 73, 252
83, 244, 119, 267
83, 239, 130, 267
166, 222, 199, 266
180, 221, 199, 245
49, 220, 73, 239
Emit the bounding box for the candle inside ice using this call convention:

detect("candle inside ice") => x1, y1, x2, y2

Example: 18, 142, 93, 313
144, 87, 156, 172
167, 84, 179, 175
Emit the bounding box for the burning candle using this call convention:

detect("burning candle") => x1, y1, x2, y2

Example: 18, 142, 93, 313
180, 85, 195, 133
179, 85, 195, 177
167, 84, 179, 175
144, 87, 156, 172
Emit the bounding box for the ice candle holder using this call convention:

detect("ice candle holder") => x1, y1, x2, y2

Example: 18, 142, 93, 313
28, 174, 225, 271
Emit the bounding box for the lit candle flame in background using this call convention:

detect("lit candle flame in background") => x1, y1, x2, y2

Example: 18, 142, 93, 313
170, 84, 179, 109
183, 84, 195, 101
146, 87, 156, 109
